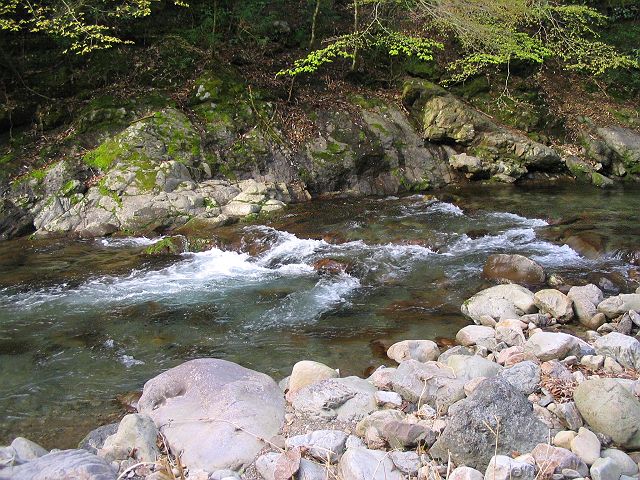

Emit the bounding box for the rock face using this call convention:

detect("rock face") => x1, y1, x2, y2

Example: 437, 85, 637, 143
0, 449, 117, 480
461, 285, 537, 324
573, 378, 640, 449
387, 340, 440, 363
430, 377, 548, 469
482, 254, 545, 285
137, 358, 285, 472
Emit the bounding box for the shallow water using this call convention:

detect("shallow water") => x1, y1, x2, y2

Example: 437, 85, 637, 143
0, 183, 638, 448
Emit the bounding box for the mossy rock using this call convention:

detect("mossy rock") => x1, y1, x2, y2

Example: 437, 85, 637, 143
144, 236, 188, 256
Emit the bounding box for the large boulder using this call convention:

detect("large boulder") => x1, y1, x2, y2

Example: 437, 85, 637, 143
387, 340, 440, 363
524, 332, 579, 361
137, 359, 285, 472
483, 254, 545, 285
429, 377, 549, 469
534, 289, 574, 323
593, 333, 640, 370
0, 449, 117, 480
598, 294, 640, 319
573, 378, 640, 449
461, 285, 536, 324
291, 377, 377, 422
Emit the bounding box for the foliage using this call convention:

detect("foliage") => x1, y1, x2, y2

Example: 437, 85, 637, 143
280, 0, 639, 82
0, 0, 188, 53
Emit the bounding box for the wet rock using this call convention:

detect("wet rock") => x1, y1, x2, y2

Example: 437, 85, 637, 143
497, 360, 540, 395
387, 339, 440, 363
447, 354, 503, 381
485, 455, 536, 480
531, 444, 589, 480
312, 258, 350, 275
99, 413, 159, 463
138, 358, 285, 472
534, 289, 574, 323
0, 449, 117, 480
483, 254, 545, 285
571, 427, 601, 466
598, 294, 640, 319
287, 360, 339, 398
525, 331, 579, 361
456, 325, 495, 346
291, 377, 377, 422
430, 377, 548, 469
339, 446, 403, 480
573, 378, 640, 449
285, 430, 348, 463
593, 333, 640, 370
461, 285, 537, 324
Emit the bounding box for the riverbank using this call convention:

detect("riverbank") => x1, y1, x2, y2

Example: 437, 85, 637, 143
2, 260, 640, 479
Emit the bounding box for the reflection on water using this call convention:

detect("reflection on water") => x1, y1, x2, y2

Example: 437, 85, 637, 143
0, 183, 638, 448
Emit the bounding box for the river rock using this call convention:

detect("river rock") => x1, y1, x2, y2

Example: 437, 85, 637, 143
531, 444, 589, 480
485, 455, 536, 480
534, 289, 574, 323
392, 362, 465, 413
438, 345, 472, 364
483, 254, 545, 285
0, 449, 117, 480
573, 378, 640, 449
287, 360, 339, 397
285, 430, 348, 463
594, 332, 640, 370
461, 285, 537, 324
374, 390, 402, 408
389, 451, 421, 475
497, 360, 540, 395
590, 457, 622, 480
569, 284, 604, 305
387, 340, 440, 363
78, 424, 118, 455
598, 294, 640, 319
339, 446, 404, 480
255, 452, 328, 480
571, 427, 601, 466
291, 376, 377, 422
430, 377, 548, 469
496, 346, 539, 366
550, 401, 584, 431
451, 466, 484, 480
447, 354, 503, 381
10, 438, 48, 462
568, 293, 598, 326
495, 320, 527, 347
99, 413, 159, 463
137, 358, 285, 472
525, 331, 578, 361
554, 431, 578, 450
602, 449, 638, 476
456, 325, 495, 346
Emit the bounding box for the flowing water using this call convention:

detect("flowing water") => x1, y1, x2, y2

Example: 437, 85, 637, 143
0, 183, 638, 448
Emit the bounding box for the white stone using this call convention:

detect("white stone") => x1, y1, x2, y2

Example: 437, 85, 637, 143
525, 332, 579, 361
285, 430, 348, 463
456, 325, 495, 347
484, 455, 536, 480
100, 414, 159, 462
374, 390, 403, 408
450, 466, 484, 480
571, 427, 601, 466
339, 447, 403, 480
554, 431, 578, 450
387, 340, 440, 363
288, 360, 339, 397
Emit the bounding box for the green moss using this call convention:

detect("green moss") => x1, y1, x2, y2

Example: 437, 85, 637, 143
84, 139, 124, 170
144, 237, 184, 255
591, 172, 614, 188
60, 180, 78, 196
348, 94, 386, 110
203, 198, 218, 209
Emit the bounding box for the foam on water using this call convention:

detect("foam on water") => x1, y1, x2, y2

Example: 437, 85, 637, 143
99, 237, 160, 248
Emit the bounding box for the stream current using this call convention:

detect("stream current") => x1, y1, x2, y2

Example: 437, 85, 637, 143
0, 183, 638, 447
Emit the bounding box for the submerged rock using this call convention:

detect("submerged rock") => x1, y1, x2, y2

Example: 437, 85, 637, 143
482, 254, 545, 285
138, 358, 285, 472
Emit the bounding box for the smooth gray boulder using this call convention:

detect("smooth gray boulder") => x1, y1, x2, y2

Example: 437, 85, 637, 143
573, 378, 640, 449
602, 449, 639, 476
429, 377, 548, 469
524, 332, 578, 361
387, 340, 440, 363
339, 447, 403, 480
0, 449, 117, 480
593, 332, 640, 370
291, 376, 377, 422
138, 358, 285, 472
461, 285, 536, 324
598, 294, 640, 319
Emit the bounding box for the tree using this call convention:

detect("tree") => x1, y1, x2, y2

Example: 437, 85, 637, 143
0, 0, 187, 54
279, 0, 639, 81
